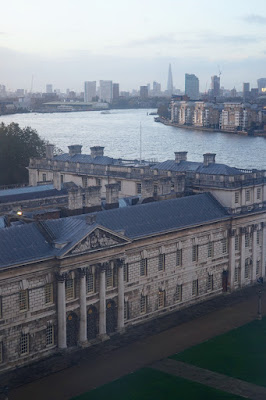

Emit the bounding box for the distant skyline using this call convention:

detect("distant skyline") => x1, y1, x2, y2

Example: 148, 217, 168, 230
1, 0, 266, 92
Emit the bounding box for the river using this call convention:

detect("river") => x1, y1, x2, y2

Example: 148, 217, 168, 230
1, 109, 266, 170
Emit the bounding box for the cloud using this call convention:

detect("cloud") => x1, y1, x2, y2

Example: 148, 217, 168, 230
127, 35, 180, 47
242, 14, 266, 24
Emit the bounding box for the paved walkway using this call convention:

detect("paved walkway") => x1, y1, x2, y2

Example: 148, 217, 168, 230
152, 359, 266, 400
8, 290, 266, 400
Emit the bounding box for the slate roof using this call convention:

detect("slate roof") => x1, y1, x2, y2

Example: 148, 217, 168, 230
53, 153, 118, 165
0, 193, 229, 268
0, 185, 68, 204
152, 160, 243, 175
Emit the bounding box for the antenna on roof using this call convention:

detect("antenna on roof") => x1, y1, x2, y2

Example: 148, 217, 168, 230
139, 122, 142, 164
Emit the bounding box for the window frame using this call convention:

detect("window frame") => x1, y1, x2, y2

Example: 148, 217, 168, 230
192, 279, 198, 296
176, 249, 182, 266
19, 290, 29, 312
65, 278, 75, 300
140, 295, 147, 314
45, 283, 54, 304
158, 253, 165, 271
20, 333, 29, 355
140, 258, 147, 277
46, 325, 54, 347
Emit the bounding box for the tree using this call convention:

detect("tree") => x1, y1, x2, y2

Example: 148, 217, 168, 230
0, 123, 47, 186
157, 104, 170, 119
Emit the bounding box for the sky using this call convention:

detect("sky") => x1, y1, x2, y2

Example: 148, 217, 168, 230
1, 0, 266, 92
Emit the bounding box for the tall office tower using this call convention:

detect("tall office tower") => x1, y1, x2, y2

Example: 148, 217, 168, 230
153, 81, 161, 96
211, 75, 220, 97
185, 74, 199, 100
140, 86, 148, 99
167, 64, 173, 95
84, 81, 96, 102
99, 80, 113, 102
257, 78, 266, 94
243, 82, 250, 99
112, 83, 119, 100
46, 84, 53, 94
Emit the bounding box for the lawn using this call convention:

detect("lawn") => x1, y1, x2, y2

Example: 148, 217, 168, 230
71, 368, 246, 400
171, 317, 266, 387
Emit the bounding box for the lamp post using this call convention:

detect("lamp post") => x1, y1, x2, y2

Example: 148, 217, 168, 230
257, 289, 262, 320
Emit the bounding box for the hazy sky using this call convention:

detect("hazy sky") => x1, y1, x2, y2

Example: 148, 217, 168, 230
1, 0, 266, 92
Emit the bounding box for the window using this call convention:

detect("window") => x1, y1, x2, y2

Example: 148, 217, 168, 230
106, 266, 113, 288
96, 178, 101, 186
140, 258, 147, 276
192, 279, 198, 296
19, 290, 29, 311
42, 173, 46, 182
123, 263, 129, 282
245, 189, 251, 202
234, 267, 240, 283
0, 297, 2, 319
192, 245, 198, 262
176, 249, 182, 266
235, 192, 239, 204
207, 274, 213, 291
256, 260, 260, 276
221, 238, 228, 254
0, 342, 2, 363
235, 235, 239, 251
257, 231, 261, 245
245, 232, 250, 248
245, 259, 250, 279
158, 290, 165, 308
82, 177, 88, 188
140, 295, 147, 314
117, 181, 121, 191
136, 183, 142, 194
60, 174, 64, 184
257, 188, 262, 200
124, 301, 129, 320
158, 254, 165, 271
153, 185, 158, 194
20, 333, 29, 355
65, 278, 75, 300
46, 325, 54, 346
87, 271, 95, 293
176, 285, 182, 302
45, 283, 53, 304
207, 242, 214, 258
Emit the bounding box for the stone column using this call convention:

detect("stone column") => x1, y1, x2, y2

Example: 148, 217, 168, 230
228, 229, 236, 291
56, 273, 67, 349
252, 225, 258, 282
240, 227, 246, 286
117, 259, 125, 331
79, 268, 87, 344
262, 222, 266, 278
99, 263, 107, 337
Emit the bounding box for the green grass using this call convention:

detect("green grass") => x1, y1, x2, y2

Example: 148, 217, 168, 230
71, 368, 246, 400
171, 317, 266, 387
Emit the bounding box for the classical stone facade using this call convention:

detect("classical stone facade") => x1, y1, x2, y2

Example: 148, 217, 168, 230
0, 193, 265, 372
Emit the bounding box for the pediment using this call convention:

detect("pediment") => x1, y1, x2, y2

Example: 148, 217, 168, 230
67, 226, 130, 256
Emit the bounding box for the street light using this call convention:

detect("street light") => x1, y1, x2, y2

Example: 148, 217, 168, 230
257, 277, 263, 321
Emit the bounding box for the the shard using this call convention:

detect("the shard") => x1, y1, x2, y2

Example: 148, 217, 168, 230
167, 63, 173, 95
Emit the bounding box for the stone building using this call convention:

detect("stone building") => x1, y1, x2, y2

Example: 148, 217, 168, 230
0, 192, 265, 372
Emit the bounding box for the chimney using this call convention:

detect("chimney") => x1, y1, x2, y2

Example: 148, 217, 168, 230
84, 186, 101, 208
53, 171, 61, 191
45, 144, 55, 159
105, 183, 119, 209
203, 153, 216, 167
174, 151, 187, 163
68, 145, 82, 157
68, 187, 83, 210
90, 146, 104, 158
141, 179, 154, 199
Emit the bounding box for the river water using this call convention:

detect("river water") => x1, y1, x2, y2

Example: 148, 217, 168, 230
1, 109, 266, 170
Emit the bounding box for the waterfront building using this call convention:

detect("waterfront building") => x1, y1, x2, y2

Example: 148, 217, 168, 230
99, 80, 113, 103
257, 78, 266, 95
84, 81, 96, 102
167, 64, 173, 96
112, 83, 119, 100
185, 74, 199, 100
46, 84, 53, 94
210, 76, 220, 98
218, 103, 259, 132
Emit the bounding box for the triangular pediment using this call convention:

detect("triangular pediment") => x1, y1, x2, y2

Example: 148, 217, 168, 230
65, 226, 130, 256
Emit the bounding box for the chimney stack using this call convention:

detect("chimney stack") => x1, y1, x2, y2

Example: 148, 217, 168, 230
105, 183, 119, 209
68, 145, 82, 157
174, 151, 187, 163
45, 144, 55, 159
90, 146, 104, 158
203, 153, 216, 167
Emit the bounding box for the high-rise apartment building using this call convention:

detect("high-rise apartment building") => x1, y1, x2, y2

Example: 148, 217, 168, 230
46, 84, 53, 94
185, 74, 199, 100
84, 81, 96, 102
112, 83, 119, 100
167, 64, 173, 95
99, 80, 113, 103
140, 86, 148, 99
211, 75, 220, 97
257, 78, 266, 94
243, 83, 250, 100
153, 81, 161, 96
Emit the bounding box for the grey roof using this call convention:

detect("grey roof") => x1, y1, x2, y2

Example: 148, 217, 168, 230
0, 184, 54, 198
0, 187, 67, 204
0, 193, 229, 268
152, 160, 243, 175
53, 153, 118, 165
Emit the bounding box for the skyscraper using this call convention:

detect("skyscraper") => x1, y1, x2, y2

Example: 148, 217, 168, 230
257, 78, 266, 94
167, 64, 173, 95
46, 84, 53, 94
99, 80, 113, 103
84, 81, 96, 102
112, 83, 119, 100
211, 75, 220, 97
243, 83, 250, 100
185, 74, 199, 100
140, 86, 148, 99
